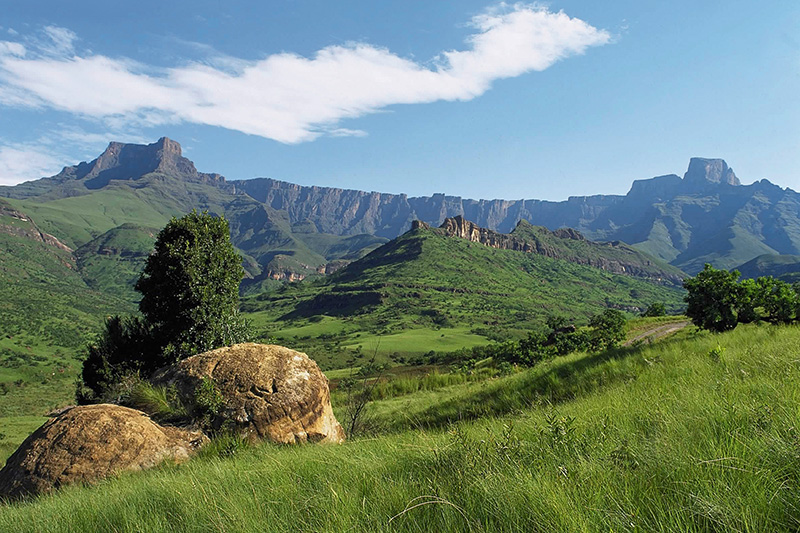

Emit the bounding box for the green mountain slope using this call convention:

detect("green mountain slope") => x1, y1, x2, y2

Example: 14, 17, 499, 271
75, 224, 159, 302
735, 254, 800, 283
0, 199, 136, 417
245, 224, 685, 363
0, 139, 393, 292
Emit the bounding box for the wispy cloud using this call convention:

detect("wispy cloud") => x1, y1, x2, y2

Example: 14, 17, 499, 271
39, 26, 78, 56
0, 143, 65, 186
0, 4, 610, 144
0, 127, 152, 186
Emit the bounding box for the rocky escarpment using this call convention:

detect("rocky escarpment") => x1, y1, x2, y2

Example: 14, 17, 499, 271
414, 216, 684, 285
3, 138, 795, 274
1, 137, 228, 200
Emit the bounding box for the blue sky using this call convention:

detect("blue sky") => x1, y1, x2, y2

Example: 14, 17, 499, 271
0, 1, 797, 200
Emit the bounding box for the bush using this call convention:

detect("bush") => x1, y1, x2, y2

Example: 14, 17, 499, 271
78, 316, 159, 402
683, 264, 743, 332
684, 265, 800, 331
642, 303, 666, 317
588, 309, 626, 351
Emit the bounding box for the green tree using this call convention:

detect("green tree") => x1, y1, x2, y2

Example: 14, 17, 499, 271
683, 264, 742, 332
588, 309, 626, 351
642, 303, 666, 317
755, 276, 798, 324
736, 278, 759, 324
136, 210, 250, 361
80, 211, 250, 401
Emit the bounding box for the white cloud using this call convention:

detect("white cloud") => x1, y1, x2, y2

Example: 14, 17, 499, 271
0, 41, 25, 57
40, 26, 77, 56
0, 127, 153, 186
0, 5, 610, 144
0, 144, 65, 186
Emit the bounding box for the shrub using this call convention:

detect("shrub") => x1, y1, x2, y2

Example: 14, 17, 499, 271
642, 303, 666, 317
588, 309, 626, 351
683, 264, 743, 332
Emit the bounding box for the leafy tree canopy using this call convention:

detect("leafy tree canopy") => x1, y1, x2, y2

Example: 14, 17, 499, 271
683, 264, 743, 332
80, 211, 250, 401
136, 210, 249, 361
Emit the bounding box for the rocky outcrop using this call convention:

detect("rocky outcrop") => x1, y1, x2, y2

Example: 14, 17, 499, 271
435, 216, 541, 253
420, 216, 684, 285
154, 343, 345, 445
684, 157, 740, 188
0, 404, 206, 501
0, 200, 74, 253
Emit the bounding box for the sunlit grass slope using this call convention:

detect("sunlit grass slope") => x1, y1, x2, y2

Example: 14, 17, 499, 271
2, 324, 798, 531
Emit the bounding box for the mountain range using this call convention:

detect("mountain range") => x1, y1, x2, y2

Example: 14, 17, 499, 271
2, 137, 799, 284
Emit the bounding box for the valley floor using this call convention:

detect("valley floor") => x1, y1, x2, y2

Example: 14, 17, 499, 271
1, 323, 799, 531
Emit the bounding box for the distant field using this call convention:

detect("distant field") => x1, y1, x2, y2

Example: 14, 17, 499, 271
249, 312, 493, 369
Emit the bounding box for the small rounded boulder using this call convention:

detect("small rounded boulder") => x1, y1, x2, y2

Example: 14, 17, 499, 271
0, 404, 206, 501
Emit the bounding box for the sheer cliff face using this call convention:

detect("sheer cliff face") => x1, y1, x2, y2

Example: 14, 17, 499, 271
238, 178, 624, 238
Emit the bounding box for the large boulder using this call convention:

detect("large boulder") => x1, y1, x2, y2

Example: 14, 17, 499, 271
155, 343, 345, 444
0, 404, 206, 501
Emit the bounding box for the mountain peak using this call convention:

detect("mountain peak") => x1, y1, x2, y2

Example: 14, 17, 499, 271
684, 158, 740, 187
49, 137, 216, 190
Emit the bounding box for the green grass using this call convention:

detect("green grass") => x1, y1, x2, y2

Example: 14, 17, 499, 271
338, 327, 490, 355
2, 324, 800, 531
0, 417, 47, 464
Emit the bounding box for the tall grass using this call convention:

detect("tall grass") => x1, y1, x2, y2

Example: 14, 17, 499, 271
2, 324, 800, 531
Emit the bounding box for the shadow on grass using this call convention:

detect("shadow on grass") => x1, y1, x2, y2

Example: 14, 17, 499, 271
395, 336, 691, 431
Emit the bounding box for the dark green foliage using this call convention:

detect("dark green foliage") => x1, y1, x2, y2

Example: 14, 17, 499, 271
460, 312, 620, 368
642, 303, 666, 317
78, 316, 158, 403
683, 264, 743, 332
545, 314, 569, 330
755, 277, 799, 324
588, 310, 627, 351
684, 264, 800, 331
80, 211, 251, 400
136, 210, 250, 361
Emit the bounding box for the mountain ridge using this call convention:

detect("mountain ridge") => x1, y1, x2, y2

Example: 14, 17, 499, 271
2, 138, 797, 275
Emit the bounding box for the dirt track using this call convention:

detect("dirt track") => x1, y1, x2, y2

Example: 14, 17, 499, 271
623, 320, 690, 347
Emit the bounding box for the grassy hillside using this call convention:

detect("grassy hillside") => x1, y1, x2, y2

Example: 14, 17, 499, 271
0, 223, 135, 423
509, 220, 686, 282
75, 224, 158, 302
1, 324, 798, 531
245, 226, 685, 368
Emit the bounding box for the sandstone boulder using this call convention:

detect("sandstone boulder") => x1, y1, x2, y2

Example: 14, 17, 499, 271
0, 404, 206, 501
155, 343, 345, 444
